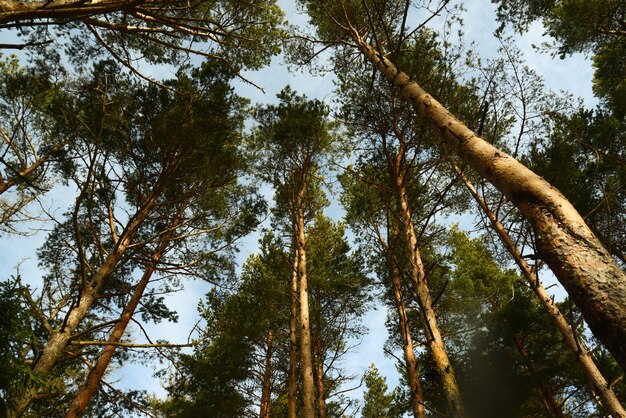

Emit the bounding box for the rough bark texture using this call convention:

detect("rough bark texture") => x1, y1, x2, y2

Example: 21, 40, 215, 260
456, 165, 626, 417
260, 330, 273, 418
389, 250, 426, 418
288, 249, 299, 418
296, 186, 316, 418
352, 33, 626, 371
513, 335, 567, 418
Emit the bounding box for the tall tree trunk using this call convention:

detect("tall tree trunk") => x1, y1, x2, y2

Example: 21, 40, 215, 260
348, 29, 626, 371
385, 132, 466, 416
6, 175, 165, 417
314, 336, 327, 418
394, 172, 466, 417
513, 335, 567, 418
288, 248, 299, 418
64, 206, 185, 418
389, 247, 426, 418
296, 189, 316, 418
455, 164, 626, 417
260, 330, 274, 418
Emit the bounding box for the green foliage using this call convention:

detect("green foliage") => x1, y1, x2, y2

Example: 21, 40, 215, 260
0, 278, 37, 413
493, 0, 626, 114
8, 0, 286, 73
526, 107, 626, 263
361, 364, 403, 418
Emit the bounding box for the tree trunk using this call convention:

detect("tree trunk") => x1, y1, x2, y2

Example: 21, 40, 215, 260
288, 248, 299, 418
287, 250, 299, 418
0, 0, 140, 24
349, 31, 626, 371
513, 335, 567, 418
6, 183, 161, 417
387, 138, 466, 416
260, 330, 273, 418
296, 188, 316, 418
314, 337, 327, 418
455, 164, 626, 417
389, 247, 426, 418
63, 205, 184, 417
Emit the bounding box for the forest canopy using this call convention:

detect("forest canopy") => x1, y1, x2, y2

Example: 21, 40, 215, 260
0, 0, 624, 417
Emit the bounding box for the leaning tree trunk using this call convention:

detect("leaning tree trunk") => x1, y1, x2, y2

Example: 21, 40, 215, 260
393, 169, 467, 417
388, 244, 426, 418
348, 29, 626, 371
7, 192, 159, 418
64, 206, 185, 418
385, 131, 466, 416
455, 164, 626, 417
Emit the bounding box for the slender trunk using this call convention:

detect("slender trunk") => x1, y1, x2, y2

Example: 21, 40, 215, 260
296, 188, 316, 418
513, 335, 567, 418
7, 181, 162, 417
350, 30, 626, 370
259, 330, 273, 418
8, 239, 131, 418
65, 262, 158, 418
64, 206, 185, 418
288, 249, 299, 418
389, 249, 426, 418
454, 165, 626, 417
314, 337, 327, 418
388, 142, 465, 416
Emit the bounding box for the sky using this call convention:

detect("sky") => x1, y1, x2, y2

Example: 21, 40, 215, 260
0, 0, 599, 415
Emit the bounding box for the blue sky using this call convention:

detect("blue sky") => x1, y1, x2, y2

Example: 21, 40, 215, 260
0, 0, 598, 414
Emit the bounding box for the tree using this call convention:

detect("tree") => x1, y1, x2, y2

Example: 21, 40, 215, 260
361, 364, 403, 418
251, 87, 338, 418
0, 55, 69, 231
299, 0, 626, 371
0, 0, 285, 84
492, 0, 626, 115
6, 60, 262, 417
306, 215, 370, 417
336, 28, 478, 416
453, 164, 626, 416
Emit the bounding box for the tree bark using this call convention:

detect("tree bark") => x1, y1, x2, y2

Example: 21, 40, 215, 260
7, 181, 161, 417
63, 206, 184, 418
260, 330, 273, 418
296, 185, 316, 418
349, 30, 626, 371
288, 247, 299, 418
389, 247, 426, 418
287, 248, 299, 418
393, 171, 466, 417
314, 336, 327, 418
455, 164, 626, 417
